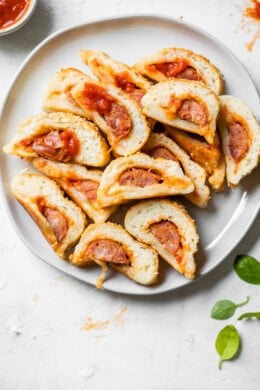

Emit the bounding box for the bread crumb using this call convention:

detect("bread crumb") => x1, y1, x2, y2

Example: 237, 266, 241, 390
246, 29, 260, 51
82, 317, 109, 331
114, 305, 127, 327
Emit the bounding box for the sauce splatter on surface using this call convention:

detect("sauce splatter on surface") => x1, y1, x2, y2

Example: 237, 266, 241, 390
245, 0, 260, 21
241, 1, 260, 51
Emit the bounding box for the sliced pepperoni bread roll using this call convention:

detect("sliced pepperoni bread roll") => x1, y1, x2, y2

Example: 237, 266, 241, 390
218, 95, 260, 187
144, 132, 210, 207
3, 112, 110, 167
97, 152, 194, 207
80, 50, 152, 106
166, 126, 225, 191
43, 67, 91, 117
70, 222, 159, 286
125, 199, 199, 279
11, 172, 86, 259
33, 158, 116, 223
71, 80, 151, 156
141, 79, 219, 144
133, 47, 223, 95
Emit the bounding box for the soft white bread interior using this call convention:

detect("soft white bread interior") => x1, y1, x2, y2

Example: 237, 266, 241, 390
70, 222, 159, 286
218, 95, 260, 187
133, 47, 224, 95
71, 81, 151, 156
166, 126, 225, 191
3, 112, 111, 167
144, 132, 210, 207
42, 67, 92, 117
11, 172, 86, 258
125, 199, 199, 279
33, 158, 116, 223
97, 152, 194, 207
141, 80, 219, 144
80, 50, 152, 94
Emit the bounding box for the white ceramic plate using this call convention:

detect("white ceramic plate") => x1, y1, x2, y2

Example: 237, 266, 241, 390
0, 15, 259, 295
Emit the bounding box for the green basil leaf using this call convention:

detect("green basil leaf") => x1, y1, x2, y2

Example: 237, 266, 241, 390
238, 312, 260, 320
211, 300, 236, 319
215, 325, 240, 369
234, 255, 260, 284
211, 297, 249, 320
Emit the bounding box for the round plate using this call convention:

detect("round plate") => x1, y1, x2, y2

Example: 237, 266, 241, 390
0, 15, 259, 295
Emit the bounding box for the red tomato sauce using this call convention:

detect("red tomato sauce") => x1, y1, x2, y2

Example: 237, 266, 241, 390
81, 83, 132, 141
0, 0, 30, 30
82, 83, 115, 114
115, 73, 136, 93
154, 59, 189, 78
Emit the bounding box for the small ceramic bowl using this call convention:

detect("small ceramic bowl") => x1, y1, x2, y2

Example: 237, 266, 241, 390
0, 0, 38, 36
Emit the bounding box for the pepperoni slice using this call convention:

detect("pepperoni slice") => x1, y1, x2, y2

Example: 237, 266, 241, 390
82, 83, 132, 142
149, 146, 178, 162
177, 99, 208, 126
228, 122, 249, 162
176, 66, 201, 81
119, 168, 161, 187
32, 130, 79, 162
42, 207, 68, 242
104, 102, 132, 141
150, 221, 181, 258
127, 89, 145, 105
85, 239, 130, 264
71, 180, 99, 201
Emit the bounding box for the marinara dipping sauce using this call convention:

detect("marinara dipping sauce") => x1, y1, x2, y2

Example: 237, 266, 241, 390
0, 0, 30, 30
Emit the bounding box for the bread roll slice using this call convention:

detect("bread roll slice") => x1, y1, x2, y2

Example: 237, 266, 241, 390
97, 152, 194, 207
33, 158, 116, 223
43, 67, 91, 117
133, 47, 223, 95
166, 126, 225, 191
71, 80, 151, 156
141, 79, 219, 144
80, 50, 152, 106
218, 95, 260, 187
125, 199, 199, 279
70, 222, 159, 287
11, 172, 86, 258
144, 132, 210, 207
3, 112, 110, 167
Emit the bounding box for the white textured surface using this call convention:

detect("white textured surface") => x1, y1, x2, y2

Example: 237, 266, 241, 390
0, 1, 259, 389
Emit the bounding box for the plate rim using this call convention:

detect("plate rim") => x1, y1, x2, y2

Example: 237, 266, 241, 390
0, 13, 259, 296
